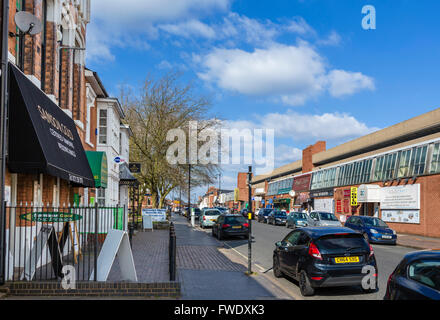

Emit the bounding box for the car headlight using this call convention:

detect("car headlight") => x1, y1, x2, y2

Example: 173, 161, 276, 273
370, 229, 379, 234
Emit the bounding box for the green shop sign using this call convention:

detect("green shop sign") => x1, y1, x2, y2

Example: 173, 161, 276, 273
86, 151, 108, 188
20, 212, 83, 223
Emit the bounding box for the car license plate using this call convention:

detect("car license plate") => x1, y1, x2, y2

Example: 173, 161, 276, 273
334, 256, 359, 264
382, 235, 392, 239
232, 226, 242, 229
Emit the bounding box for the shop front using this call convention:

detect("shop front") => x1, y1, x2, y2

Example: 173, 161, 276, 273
310, 189, 334, 213
291, 174, 312, 212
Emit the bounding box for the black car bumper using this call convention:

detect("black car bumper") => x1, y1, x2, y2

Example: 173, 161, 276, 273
307, 262, 377, 289
223, 229, 249, 238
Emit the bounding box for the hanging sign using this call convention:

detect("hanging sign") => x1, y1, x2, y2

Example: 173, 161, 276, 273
351, 187, 358, 206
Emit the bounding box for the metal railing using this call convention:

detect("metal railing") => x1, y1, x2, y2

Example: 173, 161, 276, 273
3, 203, 126, 282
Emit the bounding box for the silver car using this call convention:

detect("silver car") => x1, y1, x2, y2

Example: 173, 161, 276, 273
200, 209, 222, 228
307, 211, 342, 227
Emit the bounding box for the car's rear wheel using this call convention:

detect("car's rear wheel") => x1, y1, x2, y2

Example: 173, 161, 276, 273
218, 230, 223, 240
299, 270, 315, 296
273, 255, 283, 278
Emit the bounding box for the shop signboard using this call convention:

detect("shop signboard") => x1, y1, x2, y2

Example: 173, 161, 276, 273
141, 209, 167, 222
292, 174, 311, 192
336, 200, 342, 213
380, 184, 420, 210
382, 210, 420, 224
351, 187, 358, 206
310, 189, 334, 198
314, 198, 334, 213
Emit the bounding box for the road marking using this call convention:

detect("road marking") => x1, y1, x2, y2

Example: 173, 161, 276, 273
221, 242, 266, 273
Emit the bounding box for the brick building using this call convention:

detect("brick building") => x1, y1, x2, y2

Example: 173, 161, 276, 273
252, 108, 440, 238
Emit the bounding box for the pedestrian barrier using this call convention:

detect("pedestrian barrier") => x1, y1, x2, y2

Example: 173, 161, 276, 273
3, 203, 126, 283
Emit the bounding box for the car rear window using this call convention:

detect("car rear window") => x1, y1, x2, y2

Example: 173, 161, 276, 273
205, 210, 220, 216
275, 212, 287, 218
316, 234, 368, 251
225, 216, 247, 224
294, 213, 308, 219
318, 212, 339, 221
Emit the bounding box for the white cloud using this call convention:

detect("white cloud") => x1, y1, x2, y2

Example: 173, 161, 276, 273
226, 110, 380, 142
91, 0, 230, 28
317, 31, 342, 46
159, 20, 216, 39
197, 42, 374, 105
285, 17, 316, 36
87, 0, 231, 62
327, 70, 375, 97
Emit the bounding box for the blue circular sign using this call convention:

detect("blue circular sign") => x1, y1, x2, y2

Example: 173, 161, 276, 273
114, 157, 121, 163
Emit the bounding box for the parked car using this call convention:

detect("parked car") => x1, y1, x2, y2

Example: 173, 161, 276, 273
257, 208, 273, 223
286, 212, 309, 229
273, 227, 377, 296
344, 215, 397, 244
200, 209, 222, 228
212, 214, 249, 240
384, 250, 440, 300
267, 210, 287, 225
307, 211, 342, 227
215, 207, 230, 215
192, 208, 202, 220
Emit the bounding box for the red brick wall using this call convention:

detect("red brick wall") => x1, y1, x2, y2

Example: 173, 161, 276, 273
302, 141, 326, 173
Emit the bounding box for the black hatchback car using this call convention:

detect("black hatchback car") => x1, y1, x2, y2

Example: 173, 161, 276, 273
212, 214, 249, 240
273, 227, 377, 296
384, 250, 440, 300
267, 210, 287, 226
257, 208, 273, 223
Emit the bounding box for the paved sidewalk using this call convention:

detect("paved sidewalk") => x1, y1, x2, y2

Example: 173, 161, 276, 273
108, 228, 170, 283
397, 233, 440, 250
172, 214, 293, 300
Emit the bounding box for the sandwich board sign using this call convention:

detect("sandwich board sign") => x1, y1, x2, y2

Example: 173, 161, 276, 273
21, 225, 64, 280
89, 229, 137, 282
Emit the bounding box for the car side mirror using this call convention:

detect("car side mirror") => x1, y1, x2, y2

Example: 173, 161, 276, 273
275, 241, 282, 247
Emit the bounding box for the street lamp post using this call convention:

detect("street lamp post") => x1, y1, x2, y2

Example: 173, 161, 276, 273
247, 166, 253, 275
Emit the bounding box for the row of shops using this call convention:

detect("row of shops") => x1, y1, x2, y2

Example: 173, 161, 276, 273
248, 108, 440, 238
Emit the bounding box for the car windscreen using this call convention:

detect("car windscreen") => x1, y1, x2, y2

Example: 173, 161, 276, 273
318, 212, 339, 221
316, 234, 368, 252
262, 209, 272, 215
294, 213, 308, 219
363, 217, 388, 228
204, 210, 221, 216
225, 216, 247, 224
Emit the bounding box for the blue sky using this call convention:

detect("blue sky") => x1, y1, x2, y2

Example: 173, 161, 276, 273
87, 0, 440, 199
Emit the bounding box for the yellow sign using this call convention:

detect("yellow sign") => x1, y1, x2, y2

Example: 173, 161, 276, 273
351, 187, 358, 206
248, 213, 252, 220
234, 188, 239, 202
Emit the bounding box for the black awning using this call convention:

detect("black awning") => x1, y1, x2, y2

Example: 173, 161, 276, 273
7, 63, 94, 187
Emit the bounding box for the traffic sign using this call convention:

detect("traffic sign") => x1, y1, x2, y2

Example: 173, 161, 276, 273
351, 187, 358, 206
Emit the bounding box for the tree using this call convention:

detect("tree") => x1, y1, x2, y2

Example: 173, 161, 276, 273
120, 73, 220, 209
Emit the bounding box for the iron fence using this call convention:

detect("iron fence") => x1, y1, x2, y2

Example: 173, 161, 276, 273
3, 203, 126, 282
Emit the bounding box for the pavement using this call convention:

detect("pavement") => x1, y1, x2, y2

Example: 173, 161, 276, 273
172, 214, 294, 300
396, 233, 440, 250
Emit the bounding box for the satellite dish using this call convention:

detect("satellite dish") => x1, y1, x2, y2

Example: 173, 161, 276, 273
14, 11, 43, 35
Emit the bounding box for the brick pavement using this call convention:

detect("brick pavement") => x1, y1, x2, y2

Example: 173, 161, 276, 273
172, 214, 293, 300
108, 229, 170, 283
